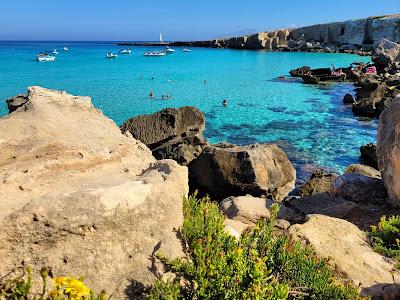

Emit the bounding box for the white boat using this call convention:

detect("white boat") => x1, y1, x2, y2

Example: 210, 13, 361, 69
143, 51, 166, 57
119, 48, 132, 54
165, 46, 175, 54
160, 33, 163, 44
52, 49, 59, 55
36, 53, 56, 62
182, 48, 192, 52
63, 47, 69, 51
106, 52, 118, 58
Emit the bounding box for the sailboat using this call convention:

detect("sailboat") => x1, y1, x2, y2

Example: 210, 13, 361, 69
160, 33, 163, 44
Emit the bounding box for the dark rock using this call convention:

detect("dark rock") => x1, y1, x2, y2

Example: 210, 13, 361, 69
288, 193, 358, 219
6, 94, 28, 113
189, 144, 296, 201
332, 173, 387, 204
298, 169, 338, 196
120, 106, 205, 149
360, 143, 378, 169
343, 93, 356, 104
152, 135, 208, 166
289, 66, 311, 77
121, 107, 207, 165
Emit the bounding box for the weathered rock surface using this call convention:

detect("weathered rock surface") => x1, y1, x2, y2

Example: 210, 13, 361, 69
190, 144, 296, 201
332, 173, 387, 204
0, 87, 189, 298
297, 169, 337, 196
288, 193, 357, 219
6, 94, 28, 113
374, 38, 400, 72
345, 163, 381, 179
360, 143, 378, 168
377, 96, 400, 207
289, 215, 400, 298
220, 195, 299, 225
120, 107, 207, 166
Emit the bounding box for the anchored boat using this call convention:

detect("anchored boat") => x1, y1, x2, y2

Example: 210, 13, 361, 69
36, 53, 56, 62
182, 48, 191, 52
165, 46, 175, 54
143, 51, 166, 57
119, 48, 132, 54
106, 53, 118, 59
52, 49, 59, 55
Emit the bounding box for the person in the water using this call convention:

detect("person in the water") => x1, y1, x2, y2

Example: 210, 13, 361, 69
222, 99, 228, 106
149, 91, 155, 98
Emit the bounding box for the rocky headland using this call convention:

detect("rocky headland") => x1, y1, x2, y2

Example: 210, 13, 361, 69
170, 14, 400, 55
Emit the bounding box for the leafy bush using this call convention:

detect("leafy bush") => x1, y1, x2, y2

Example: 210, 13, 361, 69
0, 266, 109, 300
369, 215, 400, 264
147, 194, 363, 300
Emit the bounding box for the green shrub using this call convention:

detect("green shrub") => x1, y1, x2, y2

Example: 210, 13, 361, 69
369, 215, 400, 265
147, 194, 363, 300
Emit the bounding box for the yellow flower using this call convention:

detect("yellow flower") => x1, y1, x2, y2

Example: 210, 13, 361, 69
53, 277, 91, 300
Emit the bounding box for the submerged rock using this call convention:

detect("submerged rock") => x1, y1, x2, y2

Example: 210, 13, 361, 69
0, 87, 188, 297
377, 95, 400, 207
343, 93, 356, 104
190, 144, 296, 201
289, 215, 400, 298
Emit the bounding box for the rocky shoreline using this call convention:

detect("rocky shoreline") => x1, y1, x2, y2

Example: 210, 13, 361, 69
167, 14, 400, 56
1, 36, 400, 299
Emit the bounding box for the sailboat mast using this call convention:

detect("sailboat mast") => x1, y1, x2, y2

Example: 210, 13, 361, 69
160, 33, 163, 43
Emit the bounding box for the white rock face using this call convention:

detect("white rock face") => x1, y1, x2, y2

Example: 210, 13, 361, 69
0, 87, 188, 298
289, 215, 400, 298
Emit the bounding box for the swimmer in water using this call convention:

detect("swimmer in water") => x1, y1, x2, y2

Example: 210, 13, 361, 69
222, 99, 228, 107
149, 91, 155, 98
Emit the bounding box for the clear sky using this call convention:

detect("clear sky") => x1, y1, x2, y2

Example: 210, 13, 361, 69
1, 0, 398, 41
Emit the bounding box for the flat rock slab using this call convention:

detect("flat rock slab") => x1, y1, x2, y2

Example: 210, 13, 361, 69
289, 214, 400, 298
289, 193, 358, 218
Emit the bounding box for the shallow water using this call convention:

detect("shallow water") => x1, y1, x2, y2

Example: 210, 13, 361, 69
0, 41, 376, 178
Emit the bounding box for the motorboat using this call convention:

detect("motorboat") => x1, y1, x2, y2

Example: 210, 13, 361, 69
52, 49, 59, 55
36, 53, 56, 62
63, 47, 69, 51
106, 52, 118, 58
181, 48, 191, 52
165, 46, 175, 54
119, 48, 132, 55
143, 51, 166, 57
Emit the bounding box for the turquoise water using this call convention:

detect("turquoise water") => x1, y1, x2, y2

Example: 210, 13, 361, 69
0, 42, 376, 179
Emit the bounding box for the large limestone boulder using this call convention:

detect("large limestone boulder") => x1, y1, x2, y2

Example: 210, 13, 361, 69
0, 87, 188, 298
190, 144, 296, 201
289, 215, 400, 298
121, 107, 207, 165
377, 96, 400, 207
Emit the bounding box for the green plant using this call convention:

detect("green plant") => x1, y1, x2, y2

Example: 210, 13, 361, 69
146, 194, 363, 300
369, 215, 400, 266
0, 266, 109, 300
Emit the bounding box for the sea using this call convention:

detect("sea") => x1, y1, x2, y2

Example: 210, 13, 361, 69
0, 41, 376, 180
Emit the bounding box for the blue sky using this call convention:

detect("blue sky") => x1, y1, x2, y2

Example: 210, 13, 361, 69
1, 0, 398, 41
